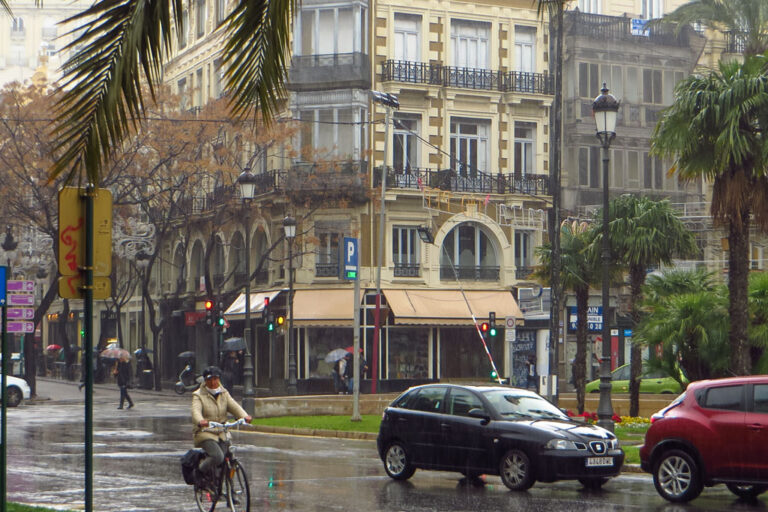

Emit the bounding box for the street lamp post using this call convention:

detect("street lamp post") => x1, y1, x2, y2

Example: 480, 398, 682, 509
593, 83, 620, 432
237, 169, 258, 405
283, 216, 297, 395
2, 226, 18, 268
370, 90, 399, 394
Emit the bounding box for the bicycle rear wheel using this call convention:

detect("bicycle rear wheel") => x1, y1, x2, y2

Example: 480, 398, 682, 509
194, 483, 219, 512
225, 460, 250, 512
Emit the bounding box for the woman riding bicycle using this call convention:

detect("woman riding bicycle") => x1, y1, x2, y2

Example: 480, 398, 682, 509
191, 365, 252, 478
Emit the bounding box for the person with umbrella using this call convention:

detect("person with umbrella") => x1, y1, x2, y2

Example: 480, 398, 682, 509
115, 353, 134, 409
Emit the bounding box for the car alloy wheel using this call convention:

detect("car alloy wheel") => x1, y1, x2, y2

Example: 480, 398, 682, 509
499, 448, 534, 491
383, 442, 415, 480
6, 386, 22, 407
726, 483, 768, 500
653, 449, 702, 503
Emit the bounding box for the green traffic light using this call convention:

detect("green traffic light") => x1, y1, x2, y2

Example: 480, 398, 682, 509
218, 317, 225, 326
490, 370, 498, 379
268, 323, 274, 332
489, 327, 497, 337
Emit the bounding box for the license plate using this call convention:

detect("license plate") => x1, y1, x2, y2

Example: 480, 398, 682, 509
586, 457, 613, 467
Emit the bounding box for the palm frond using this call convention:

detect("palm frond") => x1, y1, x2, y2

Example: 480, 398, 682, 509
50, 0, 182, 184
222, 0, 296, 124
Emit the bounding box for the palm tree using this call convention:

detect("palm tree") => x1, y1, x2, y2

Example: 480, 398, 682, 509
597, 195, 697, 416
47, 0, 296, 183
656, 0, 768, 57
651, 54, 768, 375
534, 220, 599, 414
637, 269, 730, 383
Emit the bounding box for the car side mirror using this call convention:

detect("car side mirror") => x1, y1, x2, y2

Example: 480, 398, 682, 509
468, 408, 491, 425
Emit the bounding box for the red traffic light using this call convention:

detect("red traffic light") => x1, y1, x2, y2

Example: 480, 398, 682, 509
264, 297, 270, 307
204, 300, 214, 310
480, 322, 489, 332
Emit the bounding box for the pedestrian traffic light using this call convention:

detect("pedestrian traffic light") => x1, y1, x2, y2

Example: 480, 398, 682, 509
488, 311, 497, 337
205, 299, 214, 325
264, 297, 270, 308
267, 312, 275, 331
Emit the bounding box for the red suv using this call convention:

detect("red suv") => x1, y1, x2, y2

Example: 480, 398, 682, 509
640, 376, 768, 502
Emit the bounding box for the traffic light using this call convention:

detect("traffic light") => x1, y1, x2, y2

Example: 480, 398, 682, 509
267, 312, 275, 331
205, 299, 214, 325
217, 316, 226, 327
277, 315, 285, 327
264, 297, 270, 309
490, 369, 498, 380
488, 311, 497, 337
480, 322, 490, 336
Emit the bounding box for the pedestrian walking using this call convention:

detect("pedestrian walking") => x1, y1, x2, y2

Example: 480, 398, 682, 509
115, 355, 134, 409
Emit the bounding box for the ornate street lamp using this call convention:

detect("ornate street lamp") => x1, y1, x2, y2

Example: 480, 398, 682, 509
237, 168, 258, 403
283, 215, 297, 395
593, 83, 620, 432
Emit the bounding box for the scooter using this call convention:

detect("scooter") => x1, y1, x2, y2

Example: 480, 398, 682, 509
174, 364, 203, 394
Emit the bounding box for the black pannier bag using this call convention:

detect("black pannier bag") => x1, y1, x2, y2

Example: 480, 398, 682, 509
180, 449, 205, 485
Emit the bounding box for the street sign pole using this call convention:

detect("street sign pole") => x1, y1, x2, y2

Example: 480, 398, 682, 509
344, 238, 362, 421
1, 265, 7, 512
84, 185, 95, 512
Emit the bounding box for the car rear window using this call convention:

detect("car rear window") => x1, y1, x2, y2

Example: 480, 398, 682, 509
407, 387, 446, 413
754, 385, 768, 414
702, 385, 744, 411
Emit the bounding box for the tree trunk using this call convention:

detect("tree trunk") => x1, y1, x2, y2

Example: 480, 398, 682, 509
628, 265, 645, 417
728, 215, 751, 375
575, 285, 589, 414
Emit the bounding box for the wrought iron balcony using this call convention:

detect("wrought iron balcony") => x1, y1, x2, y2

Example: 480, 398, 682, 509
382, 60, 554, 95
393, 263, 420, 278
440, 265, 499, 281
315, 262, 339, 278
374, 166, 549, 196
515, 266, 534, 279
565, 11, 698, 47
254, 161, 369, 202
288, 52, 371, 91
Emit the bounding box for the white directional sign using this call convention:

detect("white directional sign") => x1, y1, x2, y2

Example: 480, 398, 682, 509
7, 308, 34, 320
5, 321, 34, 333
8, 294, 34, 306
7, 280, 34, 293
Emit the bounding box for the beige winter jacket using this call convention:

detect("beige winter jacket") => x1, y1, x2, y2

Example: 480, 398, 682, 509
191, 385, 249, 446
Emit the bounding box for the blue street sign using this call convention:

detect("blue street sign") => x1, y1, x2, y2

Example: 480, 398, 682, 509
0, 266, 6, 305
343, 237, 358, 280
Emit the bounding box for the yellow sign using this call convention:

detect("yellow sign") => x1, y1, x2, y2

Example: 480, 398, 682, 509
58, 276, 111, 300
58, 187, 113, 277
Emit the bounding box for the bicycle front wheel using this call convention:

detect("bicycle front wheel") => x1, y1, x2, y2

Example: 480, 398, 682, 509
225, 460, 250, 512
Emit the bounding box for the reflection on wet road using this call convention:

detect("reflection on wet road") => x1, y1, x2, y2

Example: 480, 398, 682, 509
5, 400, 767, 511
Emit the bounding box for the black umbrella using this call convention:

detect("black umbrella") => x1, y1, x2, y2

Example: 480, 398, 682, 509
221, 337, 246, 352
177, 351, 196, 360
134, 348, 154, 356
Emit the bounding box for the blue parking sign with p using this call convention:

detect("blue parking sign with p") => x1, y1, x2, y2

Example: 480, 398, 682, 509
343, 237, 358, 280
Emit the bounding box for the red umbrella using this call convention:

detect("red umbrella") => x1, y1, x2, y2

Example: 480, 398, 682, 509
345, 346, 363, 353
45, 344, 62, 352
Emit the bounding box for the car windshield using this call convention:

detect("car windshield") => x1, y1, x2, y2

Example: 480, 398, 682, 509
482, 390, 568, 420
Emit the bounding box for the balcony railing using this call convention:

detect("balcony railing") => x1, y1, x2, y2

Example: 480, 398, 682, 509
440, 265, 499, 281
288, 52, 371, 91
255, 160, 369, 201
374, 166, 549, 196
382, 60, 554, 95
393, 263, 420, 278
315, 262, 339, 278
565, 11, 697, 47
515, 266, 534, 280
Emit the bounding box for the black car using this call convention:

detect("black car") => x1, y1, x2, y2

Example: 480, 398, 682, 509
377, 384, 624, 491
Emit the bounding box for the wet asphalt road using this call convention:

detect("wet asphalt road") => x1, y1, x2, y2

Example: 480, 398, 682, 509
4, 380, 768, 511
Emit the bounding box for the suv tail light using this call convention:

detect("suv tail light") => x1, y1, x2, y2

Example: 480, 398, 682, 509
650, 392, 686, 423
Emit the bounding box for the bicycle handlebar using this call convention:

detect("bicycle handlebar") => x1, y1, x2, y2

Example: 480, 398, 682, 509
202, 418, 248, 432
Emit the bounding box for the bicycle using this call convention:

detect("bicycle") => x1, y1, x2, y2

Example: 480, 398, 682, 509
194, 418, 251, 512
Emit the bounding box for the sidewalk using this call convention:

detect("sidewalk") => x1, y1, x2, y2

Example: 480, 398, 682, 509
29, 376, 186, 404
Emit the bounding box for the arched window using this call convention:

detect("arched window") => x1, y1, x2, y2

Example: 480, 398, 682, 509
439, 223, 499, 280
173, 244, 186, 293
212, 236, 225, 288
190, 240, 205, 292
